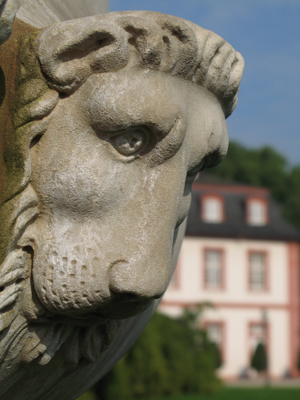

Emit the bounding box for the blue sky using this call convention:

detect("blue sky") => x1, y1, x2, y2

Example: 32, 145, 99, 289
110, 1, 300, 165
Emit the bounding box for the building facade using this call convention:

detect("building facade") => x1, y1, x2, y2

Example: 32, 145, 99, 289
160, 175, 300, 379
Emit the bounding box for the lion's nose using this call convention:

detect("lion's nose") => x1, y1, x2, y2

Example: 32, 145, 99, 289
108, 259, 169, 301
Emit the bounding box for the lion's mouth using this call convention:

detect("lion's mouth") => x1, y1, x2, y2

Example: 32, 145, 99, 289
46, 312, 109, 327
17, 314, 121, 367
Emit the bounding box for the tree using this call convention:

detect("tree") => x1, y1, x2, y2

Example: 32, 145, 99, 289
297, 347, 300, 372
211, 342, 222, 369
251, 342, 268, 372
94, 311, 222, 400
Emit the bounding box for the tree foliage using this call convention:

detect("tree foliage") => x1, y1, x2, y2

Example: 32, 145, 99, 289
297, 348, 300, 372
206, 141, 300, 230
94, 312, 222, 400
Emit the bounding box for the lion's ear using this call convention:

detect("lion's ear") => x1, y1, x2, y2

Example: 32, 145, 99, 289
36, 17, 130, 93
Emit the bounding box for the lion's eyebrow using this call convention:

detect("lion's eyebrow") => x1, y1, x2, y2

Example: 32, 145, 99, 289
92, 114, 183, 147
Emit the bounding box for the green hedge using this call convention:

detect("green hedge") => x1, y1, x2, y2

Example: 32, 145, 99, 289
94, 311, 222, 400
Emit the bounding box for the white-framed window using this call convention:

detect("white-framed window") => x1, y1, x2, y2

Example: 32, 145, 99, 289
249, 322, 267, 358
205, 249, 223, 289
247, 199, 267, 226
202, 196, 223, 223
249, 252, 267, 290
206, 323, 223, 346
206, 322, 224, 366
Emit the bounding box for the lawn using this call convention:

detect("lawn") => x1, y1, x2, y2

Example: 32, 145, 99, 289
78, 387, 300, 400
147, 388, 300, 400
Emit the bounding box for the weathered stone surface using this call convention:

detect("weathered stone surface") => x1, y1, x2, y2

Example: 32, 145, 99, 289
0, 0, 20, 46
16, 0, 109, 28
0, 6, 244, 400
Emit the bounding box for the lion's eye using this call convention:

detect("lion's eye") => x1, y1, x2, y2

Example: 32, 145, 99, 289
110, 128, 147, 156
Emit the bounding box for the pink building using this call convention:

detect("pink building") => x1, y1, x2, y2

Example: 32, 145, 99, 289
160, 175, 300, 379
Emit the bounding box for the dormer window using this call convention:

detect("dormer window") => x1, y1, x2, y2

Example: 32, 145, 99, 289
246, 198, 268, 226
202, 195, 224, 223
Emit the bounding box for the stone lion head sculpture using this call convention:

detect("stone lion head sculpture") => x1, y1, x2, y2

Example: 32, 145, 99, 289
0, 10, 244, 400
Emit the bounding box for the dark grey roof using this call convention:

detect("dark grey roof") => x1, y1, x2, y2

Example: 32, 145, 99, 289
186, 174, 300, 242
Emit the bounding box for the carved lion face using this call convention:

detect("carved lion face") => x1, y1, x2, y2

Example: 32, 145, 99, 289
27, 69, 227, 321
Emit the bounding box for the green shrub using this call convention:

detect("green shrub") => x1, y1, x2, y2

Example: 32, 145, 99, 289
95, 312, 222, 400
251, 342, 267, 372
76, 389, 97, 400
297, 348, 300, 372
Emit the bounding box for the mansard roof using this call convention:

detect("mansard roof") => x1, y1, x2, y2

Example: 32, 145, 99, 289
186, 173, 300, 242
